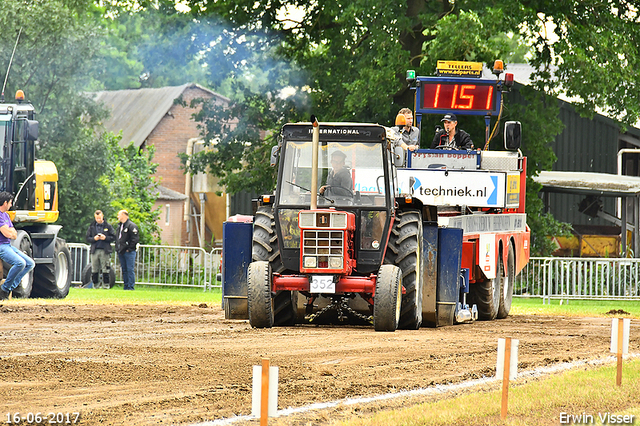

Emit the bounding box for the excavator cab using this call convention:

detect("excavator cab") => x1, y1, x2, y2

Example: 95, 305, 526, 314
0, 91, 39, 210
0, 90, 71, 299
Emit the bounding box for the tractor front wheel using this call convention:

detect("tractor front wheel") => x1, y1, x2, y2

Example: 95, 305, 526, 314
247, 261, 274, 328
373, 265, 402, 332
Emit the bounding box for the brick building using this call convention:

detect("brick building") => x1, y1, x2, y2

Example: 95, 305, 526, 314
93, 84, 229, 247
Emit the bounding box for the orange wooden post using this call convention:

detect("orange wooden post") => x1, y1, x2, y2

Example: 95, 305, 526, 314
261, 358, 270, 426
501, 337, 511, 420
616, 318, 623, 387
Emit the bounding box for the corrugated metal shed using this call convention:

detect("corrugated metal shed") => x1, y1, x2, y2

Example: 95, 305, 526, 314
534, 171, 640, 196
504, 68, 640, 227
92, 83, 229, 148
548, 100, 626, 226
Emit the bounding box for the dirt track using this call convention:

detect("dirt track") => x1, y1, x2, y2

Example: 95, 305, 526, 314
0, 301, 636, 426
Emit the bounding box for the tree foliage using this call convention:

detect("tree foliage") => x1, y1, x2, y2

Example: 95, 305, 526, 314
94, 0, 210, 90
0, 0, 161, 243
489, 0, 640, 126
3, 0, 638, 252
100, 138, 161, 245
179, 0, 639, 255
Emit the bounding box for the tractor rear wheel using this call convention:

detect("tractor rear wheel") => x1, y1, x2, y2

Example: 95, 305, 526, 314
497, 243, 515, 319
252, 206, 297, 325
31, 238, 72, 299
469, 249, 501, 321
385, 210, 423, 329
4, 231, 34, 298
247, 261, 274, 328
373, 265, 402, 331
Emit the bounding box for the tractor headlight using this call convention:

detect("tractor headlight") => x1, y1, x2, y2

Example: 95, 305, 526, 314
329, 257, 342, 269
331, 212, 347, 228
303, 256, 317, 268
299, 211, 315, 227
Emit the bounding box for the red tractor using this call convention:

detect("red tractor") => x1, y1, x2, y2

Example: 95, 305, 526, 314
239, 61, 529, 331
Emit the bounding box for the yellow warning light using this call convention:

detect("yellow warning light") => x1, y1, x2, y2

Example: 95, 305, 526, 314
395, 113, 407, 127
262, 195, 271, 203
493, 60, 504, 76
15, 90, 25, 101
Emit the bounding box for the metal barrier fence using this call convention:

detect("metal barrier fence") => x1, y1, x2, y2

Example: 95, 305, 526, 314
67, 243, 222, 290
67, 246, 640, 299
516, 257, 640, 302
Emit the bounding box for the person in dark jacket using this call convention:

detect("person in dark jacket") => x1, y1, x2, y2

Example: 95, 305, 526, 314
430, 113, 474, 150
115, 210, 139, 290
84, 210, 115, 289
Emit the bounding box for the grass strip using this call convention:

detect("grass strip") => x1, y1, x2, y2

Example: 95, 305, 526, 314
19, 285, 223, 305
512, 297, 640, 318
14, 289, 638, 317
332, 359, 640, 426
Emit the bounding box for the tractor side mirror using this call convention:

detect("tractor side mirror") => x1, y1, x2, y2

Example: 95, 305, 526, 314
393, 145, 404, 167
270, 145, 279, 166
504, 121, 521, 151
26, 119, 39, 141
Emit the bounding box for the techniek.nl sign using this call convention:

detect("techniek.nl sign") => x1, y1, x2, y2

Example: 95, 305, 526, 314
396, 169, 506, 208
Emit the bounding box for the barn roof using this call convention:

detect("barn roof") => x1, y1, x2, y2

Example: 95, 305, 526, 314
92, 83, 228, 149
157, 185, 188, 201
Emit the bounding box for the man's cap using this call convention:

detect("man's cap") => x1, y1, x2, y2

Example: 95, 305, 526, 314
441, 113, 457, 122
331, 151, 347, 160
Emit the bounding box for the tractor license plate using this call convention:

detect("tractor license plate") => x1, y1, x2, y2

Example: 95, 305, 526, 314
310, 275, 335, 293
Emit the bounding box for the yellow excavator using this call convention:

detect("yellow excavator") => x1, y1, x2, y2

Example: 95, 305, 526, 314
0, 89, 72, 298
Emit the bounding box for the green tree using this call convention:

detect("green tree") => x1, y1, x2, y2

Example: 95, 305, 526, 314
0, 0, 161, 243
93, 0, 212, 90
0, 0, 113, 242
182, 0, 640, 255
101, 138, 161, 245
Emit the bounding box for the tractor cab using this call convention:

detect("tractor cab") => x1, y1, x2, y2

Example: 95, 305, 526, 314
269, 123, 398, 276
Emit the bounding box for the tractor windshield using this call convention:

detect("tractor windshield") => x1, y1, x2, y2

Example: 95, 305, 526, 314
279, 140, 387, 207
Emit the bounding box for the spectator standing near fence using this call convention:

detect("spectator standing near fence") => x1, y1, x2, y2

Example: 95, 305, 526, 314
115, 210, 139, 290
84, 210, 115, 289
0, 191, 35, 300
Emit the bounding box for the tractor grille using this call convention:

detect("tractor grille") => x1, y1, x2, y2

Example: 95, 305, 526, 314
302, 230, 344, 269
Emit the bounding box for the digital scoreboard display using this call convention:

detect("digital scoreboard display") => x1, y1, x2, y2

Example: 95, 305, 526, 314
420, 82, 496, 112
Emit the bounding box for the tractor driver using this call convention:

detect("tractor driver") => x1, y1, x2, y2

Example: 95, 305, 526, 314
319, 150, 353, 198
